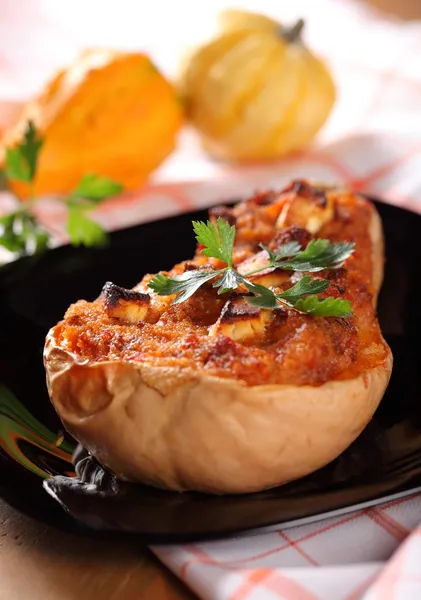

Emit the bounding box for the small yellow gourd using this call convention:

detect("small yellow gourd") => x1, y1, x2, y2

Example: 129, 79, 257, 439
180, 10, 336, 161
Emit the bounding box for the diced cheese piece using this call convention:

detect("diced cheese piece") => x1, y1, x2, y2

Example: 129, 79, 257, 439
276, 193, 334, 234
209, 296, 272, 341
252, 271, 290, 288
237, 250, 290, 289
237, 250, 270, 276
101, 281, 150, 324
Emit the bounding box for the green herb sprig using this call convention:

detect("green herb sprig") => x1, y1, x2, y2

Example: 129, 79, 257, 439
0, 121, 123, 256
148, 218, 354, 318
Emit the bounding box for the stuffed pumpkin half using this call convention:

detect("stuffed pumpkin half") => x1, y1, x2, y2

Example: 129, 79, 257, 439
44, 180, 392, 494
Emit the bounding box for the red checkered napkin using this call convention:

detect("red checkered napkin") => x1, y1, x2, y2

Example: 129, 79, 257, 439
0, 1, 421, 598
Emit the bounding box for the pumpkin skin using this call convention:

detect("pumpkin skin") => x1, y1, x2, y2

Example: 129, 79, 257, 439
180, 11, 336, 161
1, 50, 183, 198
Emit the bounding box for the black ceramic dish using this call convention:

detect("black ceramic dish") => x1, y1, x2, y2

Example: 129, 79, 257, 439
1, 199, 421, 543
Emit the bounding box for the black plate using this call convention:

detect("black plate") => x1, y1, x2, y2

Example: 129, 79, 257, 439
1, 199, 421, 542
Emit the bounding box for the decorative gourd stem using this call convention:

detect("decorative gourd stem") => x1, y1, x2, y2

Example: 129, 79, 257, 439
282, 19, 305, 43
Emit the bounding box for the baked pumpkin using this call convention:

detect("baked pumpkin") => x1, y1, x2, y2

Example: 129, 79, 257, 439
0, 50, 183, 198
44, 181, 392, 494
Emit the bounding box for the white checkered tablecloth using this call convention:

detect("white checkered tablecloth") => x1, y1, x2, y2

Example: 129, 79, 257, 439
153, 493, 421, 600
0, 1, 421, 598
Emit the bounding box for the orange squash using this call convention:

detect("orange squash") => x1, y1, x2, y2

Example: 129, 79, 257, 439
1, 50, 183, 198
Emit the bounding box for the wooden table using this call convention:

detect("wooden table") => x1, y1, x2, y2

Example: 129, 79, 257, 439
367, 0, 421, 19
0, 500, 195, 600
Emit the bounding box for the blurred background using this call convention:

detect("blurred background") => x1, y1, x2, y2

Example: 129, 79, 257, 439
0, 0, 420, 101
0, 0, 420, 254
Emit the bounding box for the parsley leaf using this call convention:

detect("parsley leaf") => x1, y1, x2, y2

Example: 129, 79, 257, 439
277, 276, 330, 304
147, 218, 354, 318
294, 296, 352, 317
0, 210, 49, 256
259, 241, 301, 265
71, 174, 123, 204
149, 218, 237, 303
0, 122, 124, 257
214, 268, 244, 294
245, 280, 279, 309
0, 170, 7, 191
278, 239, 355, 272
246, 276, 331, 310
65, 174, 122, 247
5, 149, 30, 183
149, 270, 221, 304
150, 268, 243, 304
193, 217, 235, 266
5, 121, 43, 183
66, 207, 108, 247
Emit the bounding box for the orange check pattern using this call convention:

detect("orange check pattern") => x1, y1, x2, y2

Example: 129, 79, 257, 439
0, 1, 421, 598
152, 493, 421, 599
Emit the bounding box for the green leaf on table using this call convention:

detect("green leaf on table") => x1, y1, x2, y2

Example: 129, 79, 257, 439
64, 174, 122, 248
5, 121, 43, 183
0, 210, 49, 256
71, 174, 123, 204
66, 207, 108, 247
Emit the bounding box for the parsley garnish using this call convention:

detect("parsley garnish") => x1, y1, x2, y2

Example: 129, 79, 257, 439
70, 173, 123, 203
272, 239, 355, 272
149, 271, 221, 303
148, 218, 354, 318
0, 121, 123, 257
0, 210, 49, 255
294, 295, 352, 317
193, 219, 235, 266
66, 206, 108, 247
65, 174, 123, 247
5, 121, 43, 184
